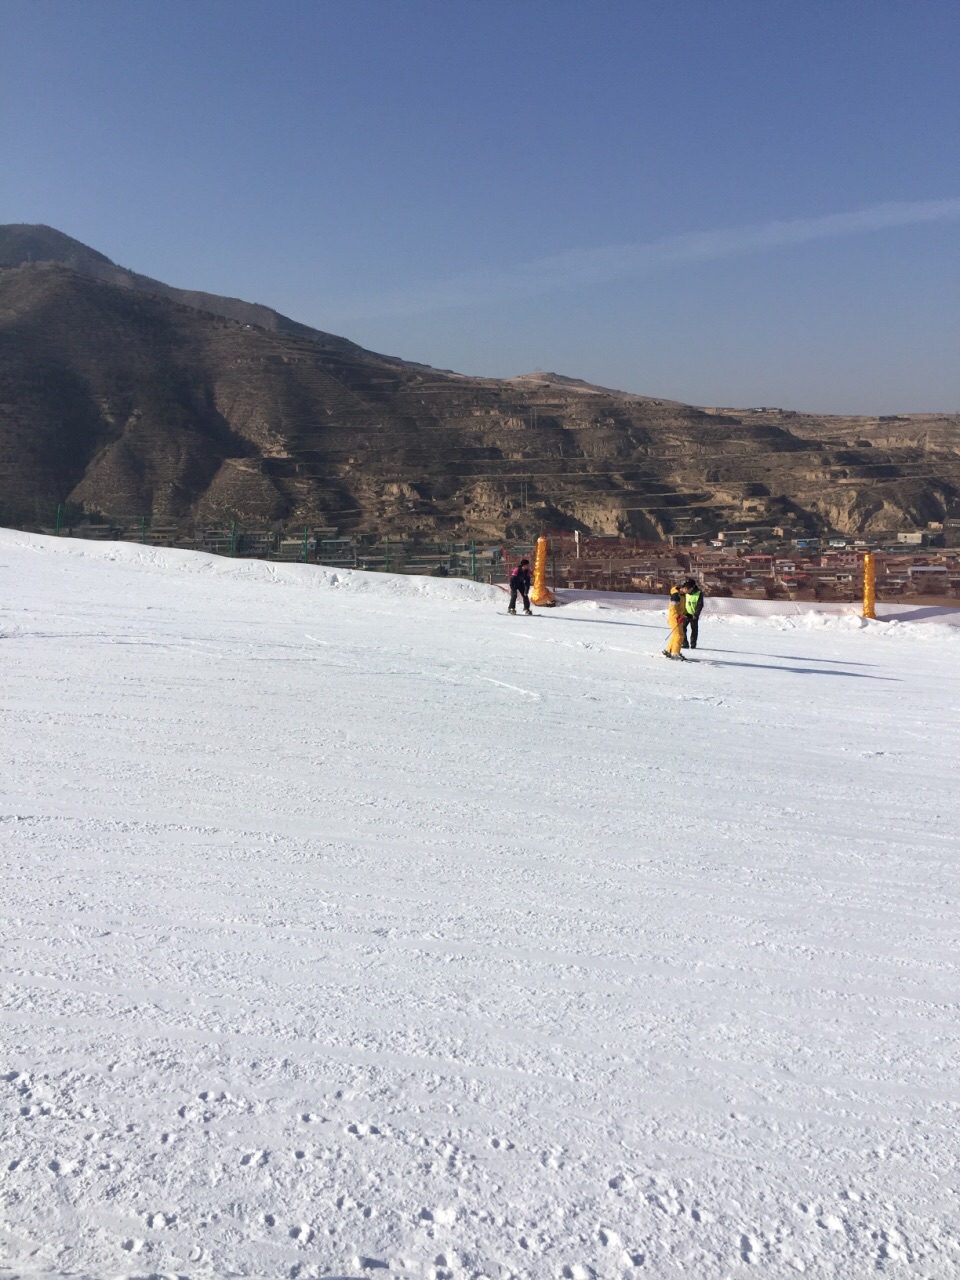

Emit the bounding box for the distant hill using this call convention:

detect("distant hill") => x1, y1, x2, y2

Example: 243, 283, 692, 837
1, 224, 958, 538
0, 223, 363, 346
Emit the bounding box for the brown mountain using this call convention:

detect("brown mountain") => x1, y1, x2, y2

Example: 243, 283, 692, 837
1, 224, 958, 539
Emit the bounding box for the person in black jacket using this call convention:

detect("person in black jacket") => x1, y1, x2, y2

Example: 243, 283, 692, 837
508, 559, 532, 614
680, 578, 705, 649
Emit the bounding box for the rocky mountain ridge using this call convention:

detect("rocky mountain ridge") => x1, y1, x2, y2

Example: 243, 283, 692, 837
1, 224, 958, 539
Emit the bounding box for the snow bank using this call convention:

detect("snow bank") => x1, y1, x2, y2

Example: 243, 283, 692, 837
0, 528, 500, 606
558, 585, 960, 627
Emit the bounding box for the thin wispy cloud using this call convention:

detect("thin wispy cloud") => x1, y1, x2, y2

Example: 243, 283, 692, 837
343, 198, 960, 318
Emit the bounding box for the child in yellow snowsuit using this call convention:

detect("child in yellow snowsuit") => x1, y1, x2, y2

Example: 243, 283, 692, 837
662, 584, 687, 660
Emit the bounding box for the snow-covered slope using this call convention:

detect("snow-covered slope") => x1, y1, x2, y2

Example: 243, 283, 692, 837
2, 530, 959, 1279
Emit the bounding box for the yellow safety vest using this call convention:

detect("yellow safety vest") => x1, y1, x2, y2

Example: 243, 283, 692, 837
684, 590, 701, 616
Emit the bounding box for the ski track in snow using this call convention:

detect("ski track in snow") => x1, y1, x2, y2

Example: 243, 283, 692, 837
2, 530, 960, 1279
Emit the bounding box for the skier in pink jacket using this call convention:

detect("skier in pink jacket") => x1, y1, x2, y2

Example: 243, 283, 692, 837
508, 559, 532, 614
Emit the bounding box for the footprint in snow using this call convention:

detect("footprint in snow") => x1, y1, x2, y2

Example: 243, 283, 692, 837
420, 1207, 457, 1226
817, 1214, 845, 1232
145, 1211, 176, 1229
740, 1234, 756, 1261
240, 1149, 269, 1166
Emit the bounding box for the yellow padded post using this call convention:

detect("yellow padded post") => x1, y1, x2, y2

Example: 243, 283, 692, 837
862, 552, 877, 619
530, 535, 557, 606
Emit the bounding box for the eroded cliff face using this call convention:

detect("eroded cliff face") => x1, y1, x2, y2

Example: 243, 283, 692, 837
716, 408, 960, 535
1, 257, 958, 538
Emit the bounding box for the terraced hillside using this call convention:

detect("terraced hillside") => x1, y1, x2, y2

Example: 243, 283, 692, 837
1, 226, 958, 538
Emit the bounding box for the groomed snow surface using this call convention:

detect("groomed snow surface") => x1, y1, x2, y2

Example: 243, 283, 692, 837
2, 530, 959, 1280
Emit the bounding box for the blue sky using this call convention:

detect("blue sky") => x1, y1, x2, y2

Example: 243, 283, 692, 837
2, 0, 958, 412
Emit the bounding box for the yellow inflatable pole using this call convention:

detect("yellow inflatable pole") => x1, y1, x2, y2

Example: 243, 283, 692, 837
862, 552, 877, 620
530, 534, 557, 607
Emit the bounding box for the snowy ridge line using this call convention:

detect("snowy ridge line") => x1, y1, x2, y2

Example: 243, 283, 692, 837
0, 527, 500, 606
555, 586, 960, 627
